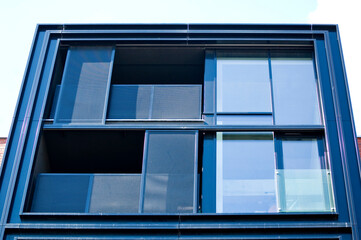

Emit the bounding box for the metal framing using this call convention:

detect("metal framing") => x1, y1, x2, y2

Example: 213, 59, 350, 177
0, 24, 359, 240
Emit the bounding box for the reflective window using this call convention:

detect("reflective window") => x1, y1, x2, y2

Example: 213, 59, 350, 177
215, 51, 322, 126
271, 53, 322, 125
217, 57, 272, 113
215, 133, 335, 213
216, 132, 277, 213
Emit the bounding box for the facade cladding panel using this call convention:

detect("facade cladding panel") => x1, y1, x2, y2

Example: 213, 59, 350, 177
0, 24, 360, 240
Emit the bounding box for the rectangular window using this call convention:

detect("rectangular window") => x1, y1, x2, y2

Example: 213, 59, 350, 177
216, 52, 272, 113
216, 132, 276, 213
214, 132, 334, 213
215, 50, 322, 126
271, 52, 322, 125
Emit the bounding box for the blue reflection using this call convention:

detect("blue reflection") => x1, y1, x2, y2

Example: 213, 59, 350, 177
217, 58, 272, 113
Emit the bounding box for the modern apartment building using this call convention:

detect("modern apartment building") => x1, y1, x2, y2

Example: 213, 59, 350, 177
0, 24, 360, 240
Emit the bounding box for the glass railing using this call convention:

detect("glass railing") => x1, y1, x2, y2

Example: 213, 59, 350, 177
276, 169, 335, 212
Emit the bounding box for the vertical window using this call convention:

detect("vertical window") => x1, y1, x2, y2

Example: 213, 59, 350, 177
216, 132, 276, 213
216, 52, 273, 125
271, 52, 322, 125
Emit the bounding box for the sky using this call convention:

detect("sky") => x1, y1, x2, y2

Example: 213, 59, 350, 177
0, 0, 360, 136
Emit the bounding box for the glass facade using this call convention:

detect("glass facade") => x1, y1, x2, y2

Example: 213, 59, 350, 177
2, 24, 359, 240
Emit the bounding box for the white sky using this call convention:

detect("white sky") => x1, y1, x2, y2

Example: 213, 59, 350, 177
0, 0, 360, 136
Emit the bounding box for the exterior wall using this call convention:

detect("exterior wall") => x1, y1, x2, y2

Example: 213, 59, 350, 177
0, 138, 6, 165
0, 24, 360, 240
358, 137, 361, 157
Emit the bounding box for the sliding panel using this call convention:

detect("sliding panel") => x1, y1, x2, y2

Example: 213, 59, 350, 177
142, 131, 198, 213
54, 46, 114, 124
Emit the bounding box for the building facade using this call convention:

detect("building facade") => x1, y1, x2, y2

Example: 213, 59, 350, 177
0, 24, 360, 240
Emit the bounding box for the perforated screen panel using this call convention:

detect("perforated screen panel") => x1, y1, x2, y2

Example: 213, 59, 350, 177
107, 85, 201, 120
54, 47, 113, 123
31, 174, 90, 212
89, 174, 141, 213
143, 131, 197, 213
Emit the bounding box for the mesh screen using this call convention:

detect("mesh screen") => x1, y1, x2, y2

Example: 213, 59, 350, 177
31, 174, 90, 212
143, 131, 197, 213
54, 47, 113, 123
107, 85, 201, 119
89, 175, 141, 213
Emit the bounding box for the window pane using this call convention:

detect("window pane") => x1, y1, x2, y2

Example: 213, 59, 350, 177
54, 47, 113, 123
271, 55, 322, 125
216, 132, 276, 213
217, 57, 272, 113
143, 131, 197, 213
277, 169, 334, 212
217, 115, 273, 125
278, 137, 334, 212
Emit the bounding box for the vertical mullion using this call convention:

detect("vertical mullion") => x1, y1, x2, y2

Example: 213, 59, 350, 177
193, 131, 199, 213
268, 50, 276, 125
102, 47, 116, 124
274, 134, 286, 212
214, 51, 217, 124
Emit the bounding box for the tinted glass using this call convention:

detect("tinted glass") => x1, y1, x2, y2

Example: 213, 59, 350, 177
216, 132, 276, 213
271, 54, 321, 125
217, 57, 272, 113
54, 47, 113, 123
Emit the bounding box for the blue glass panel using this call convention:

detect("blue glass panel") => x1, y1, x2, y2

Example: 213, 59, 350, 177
89, 174, 141, 213
143, 131, 197, 213
216, 132, 276, 213
217, 115, 273, 125
54, 47, 113, 123
107, 85, 201, 120
31, 174, 89, 212
217, 58, 271, 113
282, 138, 323, 169
271, 56, 322, 125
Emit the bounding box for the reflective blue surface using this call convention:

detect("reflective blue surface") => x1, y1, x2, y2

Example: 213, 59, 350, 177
216, 132, 277, 213
217, 115, 273, 125
217, 58, 272, 113
272, 57, 322, 125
